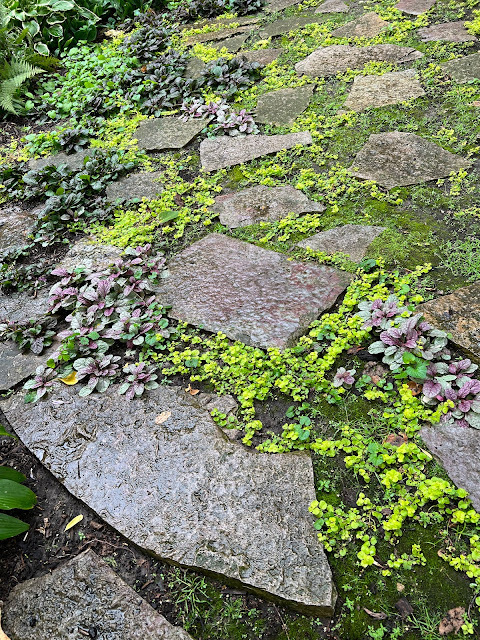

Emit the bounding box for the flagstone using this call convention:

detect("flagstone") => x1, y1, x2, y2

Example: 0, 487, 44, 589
349, 131, 471, 189
331, 12, 389, 38
315, 0, 349, 13
106, 171, 164, 202
241, 48, 283, 65
341, 69, 425, 112
395, 0, 436, 14
200, 131, 312, 171
134, 117, 206, 152
28, 149, 91, 172
295, 44, 423, 77
212, 184, 324, 228
213, 32, 250, 52
185, 25, 252, 45
0, 384, 337, 615
255, 85, 314, 125
260, 14, 323, 38
184, 56, 206, 79
0, 203, 39, 255
441, 52, 480, 83
297, 224, 386, 261
56, 239, 123, 273
266, 0, 302, 11
418, 21, 477, 42
155, 233, 351, 348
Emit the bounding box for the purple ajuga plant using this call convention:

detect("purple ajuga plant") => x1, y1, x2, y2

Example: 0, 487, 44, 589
357, 295, 408, 331
23, 365, 56, 402
180, 99, 259, 137
118, 362, 159, 400
73, 354, 121, 396
333, 367, 356, 388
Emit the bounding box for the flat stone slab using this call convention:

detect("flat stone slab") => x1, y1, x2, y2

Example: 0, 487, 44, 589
341, 69, 425, 112
316, 0, 349, 13
56, 239, 122, 273
155, 234, 351, 348
260, 15, 323, 39
28, 149, 91, 172
0, 342, 50, 391
185, 25, 252, 45
256, 85, 314, 125
296, 44, 423, 77
297, 224, 386, 261
441, 53, 480, 84
184, 56, 206, 79
241, 48, 283, 65
0, 203, 38, 255
349, 131, 471, 189
1, 384, 336, 615
106, 171, 164, 202
418, 21, 477, 42
331, 12, 389, 38
0, 289, 51, 324
213, 32, 250, 52
212, 184, 325, 228
266, 0, 302, 11
3, 550, 193, 640
420, 424, 480, 511
418, 283, 480, 361
395, 0, 436, 14
200, 132, 312, 171
135, 117, 206, 152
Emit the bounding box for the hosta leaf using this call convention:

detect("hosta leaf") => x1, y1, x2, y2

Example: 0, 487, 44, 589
0, 479, 36, 510
0, 513, 29, 540
0, 466, 26, 484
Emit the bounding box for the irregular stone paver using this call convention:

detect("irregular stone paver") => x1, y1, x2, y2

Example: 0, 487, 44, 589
28, 149, 91, 172
212, 184, 325, 228
135, 117, 206, 152
155, 234, 351, 348
441, 53, 480, 83
316, 0, 349, 13
296, 44, 423, 77
418, 283, 480, 361
213, 32, 250, 52
3, 550, 193, 640
0, 342, 50, 392
255, 85, 314, 125
185, 25, 251, 45
420, 424, 480, 511
297, 224, 386, 261
56, 239, 122, 273
266, 0, 302, 11
184, 56, 206, 79
395, 0, 436, 14
0, 203, 39, 255
200, 132, 312, 171
349, 131, 471, 189
1, 384, 337, 615
341, 69, 425, 113
0, 289, 51, 324
242, 48, 283, 65
331, 12, 389, 38
106, 171, 164, 202
418, 21, 477, 42
260, 15, 323, 39
189, 16, 258, 30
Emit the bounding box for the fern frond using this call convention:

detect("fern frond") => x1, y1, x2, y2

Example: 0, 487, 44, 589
25, 52, 60, 71
0, 59, 44, 114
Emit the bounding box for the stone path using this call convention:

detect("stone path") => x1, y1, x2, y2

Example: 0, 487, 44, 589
135, 117, 206, 152
0, 203, 40, 255
213, 32, 250, 52
418, 21, 477, 42
28, 148, 91, 171
315, 0, 349, 13
185, 25, 252, 45
56, 238, 122, 272
255, 85, 314, 125
395, 0, 436, 14
341, 69, 425, 113
260, 14, 323, 39
441, 52, 480, 83
106, 171, 164, 201
242, 48, 283, 65
266, 0, 302, 11
331, 12, 389, 38
297, 224, 386, 261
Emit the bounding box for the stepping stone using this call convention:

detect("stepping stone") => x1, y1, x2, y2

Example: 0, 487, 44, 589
155, 234, 351, 348
395, 0, 436, 14
0, 288, 51, 324
0, 203, 40, 255
420, 424, 480, 511
260, 14, 323, 38
241, 48, 283, 65
56, 239, 123, 273
255, 85, 314, 125
331, 12, 389, 38
28, 149, 91, 172
1, 384, 337, 615
316, 0, 349, 12
295, 44, 423, 77
185, 25, 252, 45
0, 342, 51, 391
441, 53, 480, 84
213, 32, 250, 52
418, 21, 477, 42
106, 171, 164, 202
349, 131, 471, 189
341, 69, 425, 112
188, 15, 259, 30
418, 283, 480, 361
266, 0, 302, 11
297, 224, 386, 261
3, 550, 193, 640
135, 117, 206, 152
184, 56, 206, 79
212, 184, 325, 228
200, 132, 312, 171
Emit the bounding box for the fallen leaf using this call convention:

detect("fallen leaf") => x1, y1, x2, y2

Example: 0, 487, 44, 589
471, 101, 480, 107
90, 520, 104, 530
372, 559, 386, 568
395, 597, 414, 619
439, 607, 465, 636
396, 583, 405, 593
64, 514, 84, 532
59, 371, 78, 386
384, 433, 408, 447
347, 346, 364, 355
0, 602, 11, 640
363, 607, 387, 620
407, 380, 423, 396
155, 411, 171, 425
185, 384, 199, 396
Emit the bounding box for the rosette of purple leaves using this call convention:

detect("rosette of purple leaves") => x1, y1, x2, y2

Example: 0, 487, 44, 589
0, 316, 57, 355
23, 365, 56, 403
203, 56, 263, 97
357, 295, 408, 331
118, 362, 159, 400
73, 354, 121, 396
333, 367, 356, 388
180, 99, 259, 136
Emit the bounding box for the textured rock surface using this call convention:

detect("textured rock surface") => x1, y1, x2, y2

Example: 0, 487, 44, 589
0, 289, 51, 324
297, 225, 386, 261
296, 44, 423, 77
266, 0, 301, 10
3, 550, 193, 640
212, 184, 324, 228
106, 171, 164, 201
213, 33, 250, 52
256, 85, 314, 125
420, 425, 480, 511
260, 14, 323, 38
135, 117, 206, 151
349, 131, 471, 189
155, 234, 351, 348
28, 149, 91, 171
1, 384, 336, 615
242, 48, 283, 65
419, 283, 480, 361
441, 53, 480, 83
0, 342, 50, 391
331, 12, 388, 38
395, 0, 436, 14
56, 239, 122, 273
0, 203, 38, 255
200, 132, 312, 171
185, 25, 251, 45
418, 21, 477, 42
341, 70, 425, 112
184, 56, 206, 79
316, 0, 349, 13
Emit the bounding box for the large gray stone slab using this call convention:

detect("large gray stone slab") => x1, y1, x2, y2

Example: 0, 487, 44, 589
188, 16, 259, 30
266, 0, 301, 11
0, 203, 38, 255
256, 85, 314, 125
316, 0, 349, 12
441, 53, 480, 84
185, 25, 252, 45
341, 69, 425, 112
295, 44, 423, 77
213, 32, 250, 52
0, 289, 51, 324
184, 56, 206, 79
297, 224, 386, 261
135, 117, 206, 152
241, 48, 283, 65
200, 132, 312, 171
155, 234, 351, 348
213, 184, 324, 228
0, 384, 336, 615
0, 342, 50, 391
106, 171, 164, 202
56, 239, 123, 273
420, 424, 480, 511
395, 0, 436, 14
418, 21, 477, 42
260, 15, 323, 38
28, 149, 91, 172
331, 12, 389, 38
3, 550, 193, 640
349, 131, 471, 189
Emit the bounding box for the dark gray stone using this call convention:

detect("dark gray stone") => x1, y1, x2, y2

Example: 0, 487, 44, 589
297, 224, 386, 261
420, 424, 480, 511
0, 289, 51, 324
256, 85, 314, 125
1, 384, 336, 615
241, 48, 283, 65
441, 53, 480, 84
200, 132, 313, 171
0, 342, 50, 391
349, 131, 471, 189
155, 233, 351, 348
395, 0, 436, 14
135, 117, 207, 152
56, 239, 123, 273
106, 171, 164, 202
185, 25, 252, 45
185, 56, 207, 79
296, 44, 423, 77
315, 0, 349, 12
331, 12, 389, 38
341, 70, 425, 113
266, 0, 302, 11
3, 550, 193, 640
418, 21, 477, 42
28, 149, 91, 172
260, 14, 323, 39
188, 16, 259, 30
212, 184, 324, 228
0, 203, 39, 255
212, 32, 250, 52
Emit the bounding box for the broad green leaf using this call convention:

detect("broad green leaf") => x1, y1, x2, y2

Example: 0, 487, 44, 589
0, 513, 29, 540
159, 210, 180, 224
34, 42, 50, 55
0, 466, 26, 484
0, 479, 36, 510
0, 425, 13, 438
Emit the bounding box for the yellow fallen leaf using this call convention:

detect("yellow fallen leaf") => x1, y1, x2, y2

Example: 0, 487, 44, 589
59, 371, 78, 386
64, 514, 84, 532
155, 411, 171, 425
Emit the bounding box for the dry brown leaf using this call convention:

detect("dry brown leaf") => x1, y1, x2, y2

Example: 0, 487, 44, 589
155, 411, 172, 425
395, 597, 413, 619
363, 607, 387, 620
185, 384, 199, 396
407, 380, 423, 396
471, 101, 480, 107
439, 607, 465, 636
384, 433, 408, 447
396, 583, 405, 593
347, 346, 364, 355
0, 603, 11, 640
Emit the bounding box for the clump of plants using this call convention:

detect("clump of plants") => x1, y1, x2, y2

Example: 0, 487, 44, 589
202, 56, 263, 96
180, 98, 258, 136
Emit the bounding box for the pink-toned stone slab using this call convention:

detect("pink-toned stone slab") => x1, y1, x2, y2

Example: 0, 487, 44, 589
316, 0, 349, 13
331, 12, 389, 38
418, 21, 477, 42
395, 0, 436, 14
